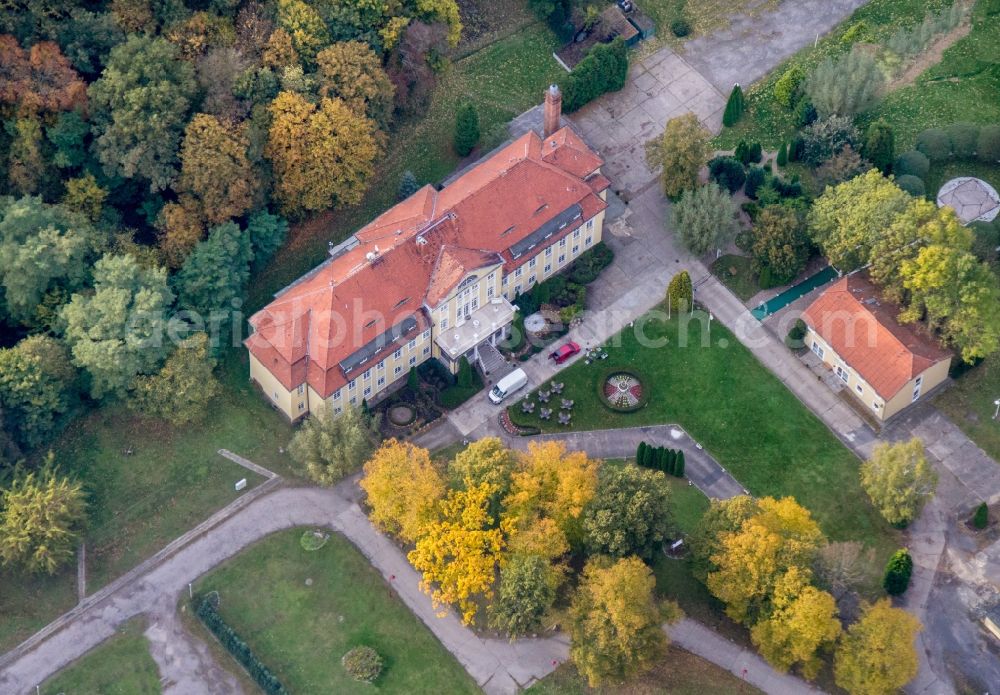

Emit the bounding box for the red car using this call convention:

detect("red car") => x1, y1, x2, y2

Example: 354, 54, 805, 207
549, 341, 581, 364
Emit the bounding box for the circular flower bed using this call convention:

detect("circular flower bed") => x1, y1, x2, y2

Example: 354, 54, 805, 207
342, 645, 383, 683
599, 370, 648, 413
387, 404, 416, 427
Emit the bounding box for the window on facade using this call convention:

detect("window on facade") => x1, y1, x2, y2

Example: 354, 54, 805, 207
585, 236, 593, 247
408, 339, 415, 349
349, 380, 356, 390
855, 384, 863, 395
912, 386, 921, 402
441, 317, 448, 330
471, 297, 479, 311
297, 384, 304, 395
587, 219, 594, 230
350, 396, 357, 405
394, 365, 402, 375
915, 375, 923, 387
423, 329, 430, 339
515, 285, 522, 295
409, 356, 416, 366
298, 402, 305, 411
378, 376, 385, 387
529, 258, 536, 268
872, 401, 882, 411
810, 341, 824, 359
333, 390, 341, 400
515, 267, 522, 277
558, 255, 565, 265
364, 386, 372, 396
394, 348, 401, 359
545, 247, 552, 256
573, 228, 580, 238
559, 238, 566, 247
572, 245, 579, 254
836, 365, 849, 383
488, 286, 495, 298
364, 369, 371, 380
423, 346, 430, 355
334, 406, 342, 415
544, 263, 551, 273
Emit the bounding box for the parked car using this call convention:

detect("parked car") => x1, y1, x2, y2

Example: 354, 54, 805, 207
489, 368, 528, 404
549, 341, 581, 365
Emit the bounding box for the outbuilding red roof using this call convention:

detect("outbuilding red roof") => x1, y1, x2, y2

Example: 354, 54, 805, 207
801, 275, 951, 400
246, 126, 606, 398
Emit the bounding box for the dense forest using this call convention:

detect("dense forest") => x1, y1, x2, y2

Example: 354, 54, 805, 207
0, 0, 466, 468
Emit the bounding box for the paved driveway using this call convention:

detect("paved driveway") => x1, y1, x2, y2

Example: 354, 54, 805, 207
569, 50, 724, 200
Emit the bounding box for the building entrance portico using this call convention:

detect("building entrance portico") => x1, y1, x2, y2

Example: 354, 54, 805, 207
435, 297, 516, 370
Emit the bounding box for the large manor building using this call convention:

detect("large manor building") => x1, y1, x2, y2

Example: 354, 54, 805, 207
245, 87, 610, 421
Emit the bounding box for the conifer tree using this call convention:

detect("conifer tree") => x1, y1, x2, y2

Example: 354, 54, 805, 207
722, 84, 745, 127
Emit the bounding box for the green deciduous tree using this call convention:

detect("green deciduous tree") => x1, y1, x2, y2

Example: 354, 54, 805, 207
0, 196, 95, 327
61, 254, 174, 400
860, 438, 937, 527
834, 599, 921, 695
488, 553, 557, 638
0, 465, 86, 575
807, 169, 910, 271
129, 332, 220, 424
569, 556, 669, 687
453, 102, 480, 157
583, 464, 672, 559
266, 91, 380, 216
177, 113, 255, 225
173, 221, 252, 317
806, 47, 884, 118
773, 65, 805, 108
0, 337, 75, 451
671, 182, 740, 256
750, 205, 810, 283
289, 404, 379, 486
862, 119, 895, 174
647, 113, 710, 198
246, 210, 288, 269
88, 35, 197, 191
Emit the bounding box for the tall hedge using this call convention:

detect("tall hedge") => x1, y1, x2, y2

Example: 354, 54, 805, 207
674, 450, 685, 477
196, 597, 288, 695
637, 441, 647, 466
563, 38, 629, 113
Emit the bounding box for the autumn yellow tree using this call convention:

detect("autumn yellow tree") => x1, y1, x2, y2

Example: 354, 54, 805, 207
276, 0, 330, 66
156, 196, 205, 269
448, 437, 518, 517
62, 173, 108, 222
503, 441, 599, 552
860, 438, 937, 526
569, 556, 669, 686
689, 495, 758, 580
360, 439, 444, 543
415, 0, 463, 46
177, 114, 255, 225
408, 481, 506, 624
750, 566, 841, 678
262, 28, 299, 69
706, 496, 825, 624
266, 91, 380, 216
834, 599, 921, 695
316, 42, 395, 130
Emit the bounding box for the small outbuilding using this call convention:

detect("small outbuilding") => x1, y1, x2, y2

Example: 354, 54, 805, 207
936, 176, 1000, 225
801, 275, 952, 422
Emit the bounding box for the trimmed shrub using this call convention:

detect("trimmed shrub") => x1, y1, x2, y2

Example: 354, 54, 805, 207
882, 549, 913, 596
563, 38, 629, 112
748, 142, 763, 163
973, 502, 989, 529
568, 242, 615, 284
894, 150, 930, 178
665, 449, 676, 475
786, 318, 807, 349
670, 18, 691, 37
674, 450, 685, 477
776, 141, 788, 167
789, 135, 805, 162
398, 170, 420, 200
656, 447, 667, 472
708, 156, 746, 193
453, 102, 480, 156
801, 116, 860, 167
734, 141, 751, 165
945, 122, 980, 159
667, 270, 693, 313
745, 165, 766, 199
722, 84, 745, 127
895, 174, 925, 198
642, 444, 655, 469
773, 65, 805, 109
342, 646, 384, 683
862, 120, 895, 174
915, 127, 951, 161
637, 441, 648, 466
196, 596, 288, 695
794, 98, 817, 127
977, 124, 1000, 163
407, 366, 420, 390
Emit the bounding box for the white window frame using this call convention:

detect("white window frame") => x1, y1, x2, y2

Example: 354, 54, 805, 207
810, 341, 824, 359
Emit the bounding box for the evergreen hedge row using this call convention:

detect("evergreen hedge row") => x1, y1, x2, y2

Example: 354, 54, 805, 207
563, 38, 629, 113
635, 441, 685, 478
196, 595, 288, 695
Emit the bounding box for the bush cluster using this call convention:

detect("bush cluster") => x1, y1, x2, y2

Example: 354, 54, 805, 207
734, 141, 763, 165
708, 156, 746, 193
913, 123, 1000, 164
785, 319, 807, 349
636, 441, 685, 477
670, 19, 691, 37
801, 116, 860, 167
563, 38, 629, 112
567, 242, 615, 284
196, 596, 288, 695
515, 242, 613, 316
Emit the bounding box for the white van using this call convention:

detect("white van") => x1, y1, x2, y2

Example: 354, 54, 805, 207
488, 368, 528, 404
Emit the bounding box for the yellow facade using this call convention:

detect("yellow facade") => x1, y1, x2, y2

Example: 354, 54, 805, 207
805, 328, 950, 421
253, 206, 606, 421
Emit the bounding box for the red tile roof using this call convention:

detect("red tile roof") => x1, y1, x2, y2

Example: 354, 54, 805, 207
801, 275, 951, 400
247, 127, 606, 399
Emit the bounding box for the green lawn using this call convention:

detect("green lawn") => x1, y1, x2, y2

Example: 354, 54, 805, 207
192, 528, 480, 694
0, 350, 294, 653
40, 618, 159, 695
711, 254, 759, 302
714, 0, 957, 149
527, 644, 762, 695
509, 309, 898, 557
936, 356, 1000, 462
250, 22, 566, 311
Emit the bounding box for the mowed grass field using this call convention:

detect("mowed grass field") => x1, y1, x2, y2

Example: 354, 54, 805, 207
40, 618, 160, 695
192, 529, 480, 694
509, 309, 899, 558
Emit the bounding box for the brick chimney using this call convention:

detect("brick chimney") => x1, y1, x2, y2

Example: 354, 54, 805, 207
543, 84, 562, 138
